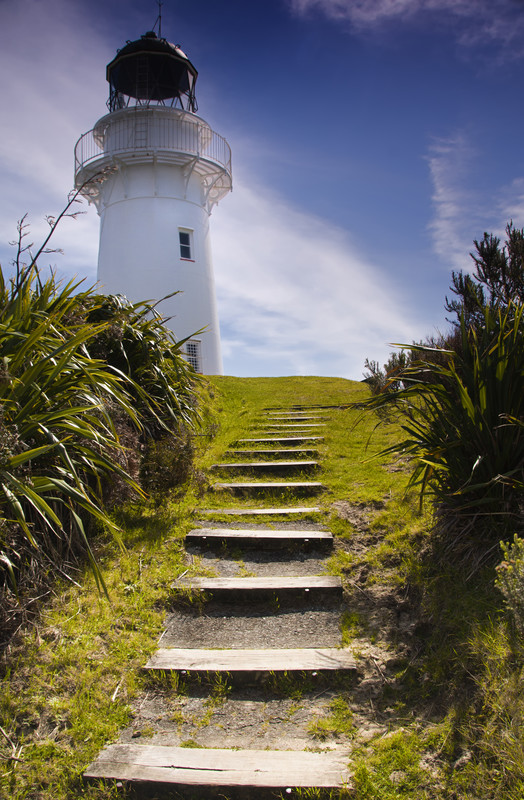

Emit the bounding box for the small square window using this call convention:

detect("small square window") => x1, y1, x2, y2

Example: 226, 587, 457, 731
179, 230, 192, 259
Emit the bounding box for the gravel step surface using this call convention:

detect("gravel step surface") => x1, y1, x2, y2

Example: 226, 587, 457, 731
162, 608, 342, 649
184, 550, 330, 577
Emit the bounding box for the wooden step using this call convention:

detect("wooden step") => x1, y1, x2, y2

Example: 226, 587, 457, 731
260, 423, 326, 429
265, 406, 329, 410
175, 575, 341, 589
173, 575, 342, 600
266, 410, 329, 414
84, 743, 352, 789
265, 404, 348, 410
199, 506, 321, 516
236, 436, 324, 445
186, 527, 333, 549
265, 414, 327, 418
264, 415, 327, 422
210, 460, 319, 473
254, 432, 324, 439
212, 481, 325, 495
226, 448, 319, 458
146, 647, 358, 673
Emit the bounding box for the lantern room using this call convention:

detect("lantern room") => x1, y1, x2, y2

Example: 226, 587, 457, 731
106, 31, 198, 112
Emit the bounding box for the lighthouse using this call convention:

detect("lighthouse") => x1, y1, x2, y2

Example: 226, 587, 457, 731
74, 31, 231, 374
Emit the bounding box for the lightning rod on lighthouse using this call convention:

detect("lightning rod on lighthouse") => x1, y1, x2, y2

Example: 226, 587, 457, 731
74, 30, 232, 374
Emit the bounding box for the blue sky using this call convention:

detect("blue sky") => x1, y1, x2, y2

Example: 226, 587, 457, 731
1, 0, 524, 378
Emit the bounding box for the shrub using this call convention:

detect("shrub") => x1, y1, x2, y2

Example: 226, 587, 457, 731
496, 535, 524, 637
0, 188, 205, 641
357, 302, 524, 568
86, 293, 201, 440
0, 259, 203, 625
363, 351, 410, 394
139, 429, 195, 500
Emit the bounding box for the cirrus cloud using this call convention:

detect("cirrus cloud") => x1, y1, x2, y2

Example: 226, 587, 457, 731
212, 176, 429, 378
288, 0, 524, 51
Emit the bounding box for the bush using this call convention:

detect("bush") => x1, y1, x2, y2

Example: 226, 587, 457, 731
86, 293, 201, 440
363, 351, 410, 394
357, 302, 524, 568
0, 260, 203, 622
139, 429, 195, 500
496, 535, 524, 637
0, 267, 138, 592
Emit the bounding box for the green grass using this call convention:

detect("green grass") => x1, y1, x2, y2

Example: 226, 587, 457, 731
339, 610, 366, 644
200, 377, 410, 520
352, 726, 448, 799
308, 696, 355, 740
0, 503, 191, 799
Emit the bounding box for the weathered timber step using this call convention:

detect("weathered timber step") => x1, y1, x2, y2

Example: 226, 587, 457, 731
260, 423, 326, 429
226, 448, 319, 458
173, 575, 342, 602
146, 647, 357, 673
212, 481, 325, 495
264, 415, 327, 422
210, 460, 319, 474
236, 436, 324, 446
265, 410, 329, 414
264, 406, 327, 410
186, 527, 332, 549
254, 432, 323, 439
175, 575, 341, 589
265, 404, 348, 410
84, 743, 352, 790
265, 412, 328, 416
199, 506, 321, 516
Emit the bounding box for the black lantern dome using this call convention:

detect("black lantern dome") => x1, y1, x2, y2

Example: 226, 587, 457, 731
107, 31, 198, 112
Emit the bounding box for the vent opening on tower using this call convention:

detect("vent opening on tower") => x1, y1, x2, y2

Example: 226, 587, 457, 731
184, 339, 202, 373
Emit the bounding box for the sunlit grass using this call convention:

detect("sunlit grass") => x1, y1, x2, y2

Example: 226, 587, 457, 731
0, 501, 190, 799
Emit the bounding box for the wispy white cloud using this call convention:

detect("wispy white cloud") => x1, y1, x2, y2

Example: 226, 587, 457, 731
427, 133, 524, 275
288, 0, 524, 51
0, 0, 108, 279
499, 178, 524, 231
426, 135, 482, 272
212, 177, 424, 378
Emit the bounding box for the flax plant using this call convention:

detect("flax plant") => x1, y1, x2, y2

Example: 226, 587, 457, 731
356, 302, 524, 567
0, 267, 141, 593
86, 292, 201, 437
0, 259, 201, 603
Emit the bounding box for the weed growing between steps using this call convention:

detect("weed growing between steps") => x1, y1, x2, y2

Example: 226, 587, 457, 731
308, 696, 356, 740
264, 670, 359, 700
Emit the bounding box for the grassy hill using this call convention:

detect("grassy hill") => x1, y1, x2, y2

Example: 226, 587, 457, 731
0, 376, 521, 799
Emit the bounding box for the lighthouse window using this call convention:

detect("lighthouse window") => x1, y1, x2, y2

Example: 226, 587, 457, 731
179, 230, 193, 260
185, 340, 202, 373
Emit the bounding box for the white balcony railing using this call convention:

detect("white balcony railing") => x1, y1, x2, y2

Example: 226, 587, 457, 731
74, 109, 232, 180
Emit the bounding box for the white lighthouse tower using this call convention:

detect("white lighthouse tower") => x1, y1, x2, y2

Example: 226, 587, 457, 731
74, 30, 231, 374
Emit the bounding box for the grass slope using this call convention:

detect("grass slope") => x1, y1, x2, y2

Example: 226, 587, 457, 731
0, 376, 521, 799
